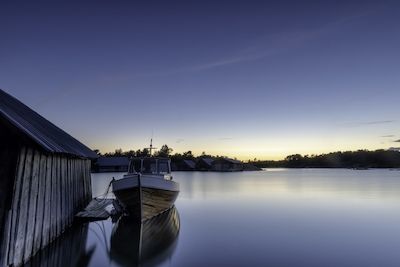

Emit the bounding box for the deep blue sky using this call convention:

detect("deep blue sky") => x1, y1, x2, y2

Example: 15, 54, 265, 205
1, 1, 399, 159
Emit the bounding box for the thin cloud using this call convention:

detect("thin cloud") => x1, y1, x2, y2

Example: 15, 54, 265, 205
394, 139, 400, 143
108, 9, 375, 79
362, 120, 395, 125
176, 11, 374, 73
341, 120, 395, 127
381, 135, 395, 138
35, 7, 378, 106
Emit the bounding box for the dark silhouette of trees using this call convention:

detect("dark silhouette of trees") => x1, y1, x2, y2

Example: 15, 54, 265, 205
136, 148, 150, 157
183, 151, 194, 159
154, 144, 173, 157
93, 149, 102, 156
252, 150, 400, 168
95, 146, 400, 169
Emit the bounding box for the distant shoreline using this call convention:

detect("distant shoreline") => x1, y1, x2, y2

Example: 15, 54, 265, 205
93, 149, 400, 171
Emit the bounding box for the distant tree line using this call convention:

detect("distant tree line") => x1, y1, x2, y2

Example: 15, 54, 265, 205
94, 147, 400, 168
94, 145, 237, 162
250, 150, 400, 168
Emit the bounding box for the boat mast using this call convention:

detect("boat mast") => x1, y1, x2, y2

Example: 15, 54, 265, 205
148, 138, 157, 156
149, 138, 153, 156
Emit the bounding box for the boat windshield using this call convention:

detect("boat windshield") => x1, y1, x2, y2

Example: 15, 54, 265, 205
129, 159, 142, 173
129, 158, 171, 175
158, 159, 170, 174
142, 158, 157, 174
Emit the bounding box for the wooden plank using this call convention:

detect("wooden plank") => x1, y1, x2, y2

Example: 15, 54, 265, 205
6, 146, 26, 265
24, 149, 41, 263
86, 160, 92, 203
1, 209, 11, 267
77, 160, 82, 209
72, 159, 76, 214
63, 157, 68, 230
70, 158, 74, 225
82, 160, 87, 206
42, 155, 52, 247
33, 153, 47, 255
53, 155, 58, 237
50, 155, 58, 242
14, 148, 33, 266
60, 157, 65, 233
71, 160, 75, 222
75, 198, 113, 222
66, 158, 71, 226
81, 160, 85, 207
0, 144, 18, 240
40, 245, 50, 267
56, 156, 62, 237
67, 158, 72, 226
80, 160, 85, 208
64, 157, 69, 230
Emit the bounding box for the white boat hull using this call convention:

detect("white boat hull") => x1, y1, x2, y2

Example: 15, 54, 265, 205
112, 174, 179, 220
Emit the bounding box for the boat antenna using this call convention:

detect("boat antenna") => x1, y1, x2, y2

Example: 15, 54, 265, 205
148, 138, 157, 156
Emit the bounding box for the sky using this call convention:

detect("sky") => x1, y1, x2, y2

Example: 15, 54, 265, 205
1, 1, 400, 160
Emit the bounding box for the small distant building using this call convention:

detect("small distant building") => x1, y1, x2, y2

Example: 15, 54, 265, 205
243, 163, 262, 171
172, 159, 196, 171
0, 89, 97, 266
94, 157, 129, 172
182, 159, 196, 170
195, 157, 214, 171
212, 158, 243, 172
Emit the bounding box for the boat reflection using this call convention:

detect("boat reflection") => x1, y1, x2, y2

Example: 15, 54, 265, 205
110, 206, 180, 267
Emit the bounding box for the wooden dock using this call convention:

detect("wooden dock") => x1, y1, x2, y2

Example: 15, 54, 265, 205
75, 198, 115, 222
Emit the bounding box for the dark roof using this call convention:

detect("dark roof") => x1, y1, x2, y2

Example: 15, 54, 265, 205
182, 159, 196, 169
220, 158, 242, 164
131, 157, 170, 160
200, 158, 214, 166
96, 157, 129, 166
0, 89, 98, 159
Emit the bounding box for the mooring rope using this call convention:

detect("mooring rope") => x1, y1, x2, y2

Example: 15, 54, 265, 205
93, 177, 115, 204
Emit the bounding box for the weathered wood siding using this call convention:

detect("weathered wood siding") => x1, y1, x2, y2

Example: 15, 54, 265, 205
2, 147, 92, 267
0, 142, 19, 267
0, 144, 18, 235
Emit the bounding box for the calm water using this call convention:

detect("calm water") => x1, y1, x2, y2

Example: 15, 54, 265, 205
36, 169, 400, 266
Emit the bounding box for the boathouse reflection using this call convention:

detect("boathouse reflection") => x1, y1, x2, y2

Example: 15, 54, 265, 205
17, 224, 92, 267
110, 206, 180, 267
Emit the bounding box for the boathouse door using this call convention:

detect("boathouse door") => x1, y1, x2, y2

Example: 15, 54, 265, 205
0, 120, 19, 240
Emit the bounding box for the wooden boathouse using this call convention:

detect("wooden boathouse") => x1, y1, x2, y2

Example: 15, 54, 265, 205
195, 157, 214, 171
93, 156, 129, 172
171, 159, 196, 171
212, 158, 243, 172
0, 89, 97, 266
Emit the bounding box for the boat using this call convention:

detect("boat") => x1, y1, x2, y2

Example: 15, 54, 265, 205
110, 206, 180, 266
112, 154, 179, 220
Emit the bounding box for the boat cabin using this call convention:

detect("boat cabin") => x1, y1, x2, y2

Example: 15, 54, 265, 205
128, 157, 172, 176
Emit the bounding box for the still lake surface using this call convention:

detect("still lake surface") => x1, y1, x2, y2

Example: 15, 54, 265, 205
41, 169, 400, 266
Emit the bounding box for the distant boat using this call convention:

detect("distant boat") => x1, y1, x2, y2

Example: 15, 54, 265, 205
110, 206, 180, 266
112, 156, 179, 221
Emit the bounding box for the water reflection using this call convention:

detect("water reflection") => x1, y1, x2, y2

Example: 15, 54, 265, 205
18, 206, 180, 267
23, 224, 92, 267
6, 169, 400, 267
110, 206, 180, 267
